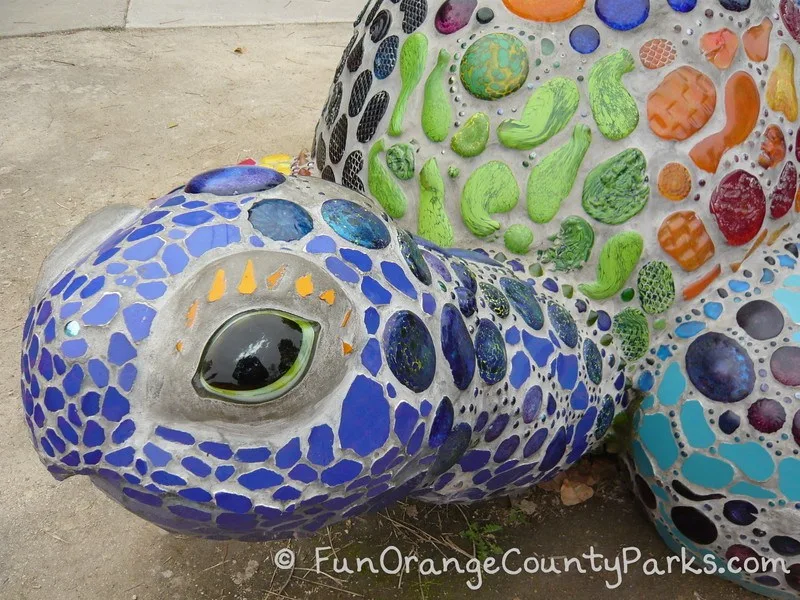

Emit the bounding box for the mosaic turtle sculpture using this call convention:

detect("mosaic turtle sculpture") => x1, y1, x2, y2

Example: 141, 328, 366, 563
312, 0, 800, 596
17, 0, 800, 597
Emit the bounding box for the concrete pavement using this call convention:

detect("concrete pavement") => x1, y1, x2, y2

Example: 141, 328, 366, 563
0, 0, 365, 37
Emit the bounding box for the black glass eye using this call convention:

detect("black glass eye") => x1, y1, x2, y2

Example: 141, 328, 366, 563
194, 310, 318, 404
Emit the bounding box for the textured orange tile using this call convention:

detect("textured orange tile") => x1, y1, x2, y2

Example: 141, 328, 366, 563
639, 38, 677, 70
658, 210, 716, 272
648, 66, 717, 141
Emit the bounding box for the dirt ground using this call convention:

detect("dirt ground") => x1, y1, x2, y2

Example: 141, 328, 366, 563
0, 26, 759, 600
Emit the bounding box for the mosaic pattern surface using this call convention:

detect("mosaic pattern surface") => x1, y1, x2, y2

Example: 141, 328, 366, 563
310, 0, 800, 597
22, 166, 626, 542
631, 238, 800, 599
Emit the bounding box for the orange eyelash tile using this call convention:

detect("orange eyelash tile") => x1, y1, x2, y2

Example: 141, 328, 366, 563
647, 66, 717, 142
208, 269, 226, 302
266, 265, 286, 289
743, 17, 772, 62
295, 274, 314, 297
658, 210, 716, 272
502, 0, 584, 22
186, 300, 199, 328
689, 71, 759, 174
319, 289, 336, 305
237, 259, 257, 294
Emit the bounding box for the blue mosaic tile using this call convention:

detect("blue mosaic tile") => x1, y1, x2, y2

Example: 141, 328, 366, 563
185, 166, 285, 196
88, 359, 109, 388
509, 351, 531, 389
62, 364, 83, 397
341, 248, 373, 271
108, 332, 137, 365
325, 256, 360, 283
321, 199, 391, 250
235, 447, 271, 463
81, 391, 100, 416
381, 261, 418, 299
364, 307, 380, 334
394, 403, 419, 444
485, 414, 510, 443
112, 419, 136, 444
123, 303, 156, 342
101, 387, 130, 422
185, 225, 241, 258
62, 275, 88, 300
275, 438, 302, 469
475, 319, 507, 384
83, 420, 106, 447
339, 375, 390, 456
306, 235, 337, 254
428, 397, 454, 448
238, 468, 283, 490
163, 244, 189, 275
440, 303, 476, 390
249, 199, 314, 242
322, 460, 363, 486
136, 281, 167, 300
384, 311, 435, 392
82, 293, 120, 326
500, 278, 543, 329
156, 426, 195, 445
289, 464, 318, 483
199, 441, 233, 460
307, 425, 335, 466
123, 238, 164, 262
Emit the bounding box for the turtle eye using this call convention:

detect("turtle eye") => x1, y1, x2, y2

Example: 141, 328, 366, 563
194, 310, 319, 404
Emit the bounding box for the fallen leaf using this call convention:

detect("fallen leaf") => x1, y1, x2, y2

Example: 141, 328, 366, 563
560, 480, 594, 506
234, 47, 246, 54
537, 472, 565, 493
